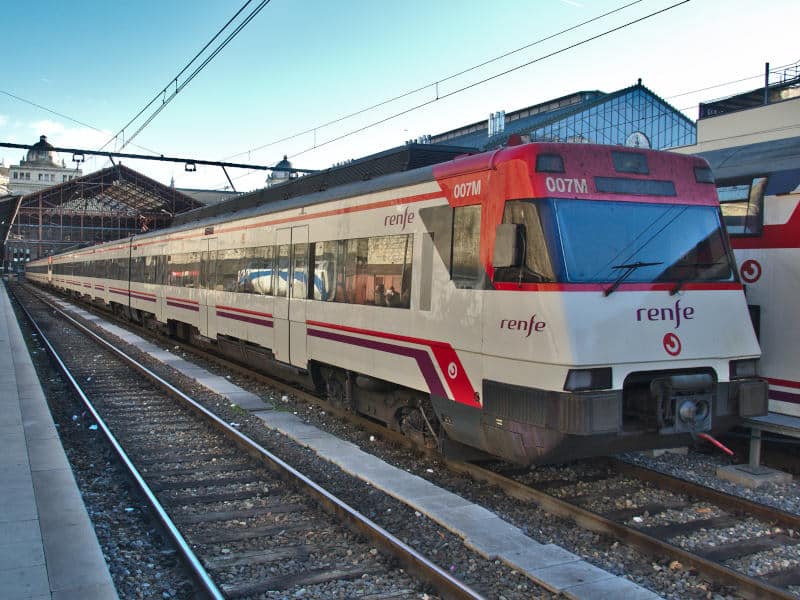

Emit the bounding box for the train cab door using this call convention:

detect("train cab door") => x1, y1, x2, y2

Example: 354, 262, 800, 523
274, 226, 309, 366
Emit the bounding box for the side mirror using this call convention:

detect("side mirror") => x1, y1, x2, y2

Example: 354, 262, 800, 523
493, 223, 522, 268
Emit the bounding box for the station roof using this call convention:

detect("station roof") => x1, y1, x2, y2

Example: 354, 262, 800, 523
14, 163, 202, 218
0, 194, 20, 245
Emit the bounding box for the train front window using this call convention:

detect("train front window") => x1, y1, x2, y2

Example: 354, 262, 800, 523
552, 199, 735, 284
495, 201, 556, 283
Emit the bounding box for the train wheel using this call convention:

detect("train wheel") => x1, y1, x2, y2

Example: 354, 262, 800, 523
399, 406, 439, 449
324, 367, 352, 411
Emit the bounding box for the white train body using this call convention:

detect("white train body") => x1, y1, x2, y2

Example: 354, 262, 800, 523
27, 142, 768, 464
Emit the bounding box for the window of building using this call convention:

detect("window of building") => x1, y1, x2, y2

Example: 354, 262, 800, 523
718, 177, 766, 236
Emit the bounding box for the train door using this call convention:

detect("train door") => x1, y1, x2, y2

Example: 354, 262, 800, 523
273, 226, 309, 365
203, 238, 217, 338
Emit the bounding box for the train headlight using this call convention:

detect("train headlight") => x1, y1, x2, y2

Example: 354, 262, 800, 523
729, 359, 758, 379
564, 368, 612, 392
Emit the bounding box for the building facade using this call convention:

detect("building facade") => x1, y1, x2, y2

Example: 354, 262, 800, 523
8, 135, 82, 195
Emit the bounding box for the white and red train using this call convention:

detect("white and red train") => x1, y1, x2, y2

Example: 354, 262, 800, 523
26, 142, 768, 464
697, 136, 800, 420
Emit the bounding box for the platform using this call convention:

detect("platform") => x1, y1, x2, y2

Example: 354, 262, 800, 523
0, 281, 118, 600
732, 412, 799, 486
745, 412, 800, 439
51, 294, 659, 599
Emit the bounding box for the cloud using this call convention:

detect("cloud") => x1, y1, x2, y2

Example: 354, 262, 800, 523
28, 119, 113, 151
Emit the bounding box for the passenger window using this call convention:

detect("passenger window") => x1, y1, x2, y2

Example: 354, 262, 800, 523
215, 248, 240, 291
167, 253, 201, 288
291, 243, 309, 299
344, 238, 367, 304
311, 235, 413, 307
452, 205, 483, 288
275, 245, 290, 297
216, 247, 273, 294
313, 241, 340, 301
368, 234, 413, 308
147, 255, 163, 285
718, 177, 766, 236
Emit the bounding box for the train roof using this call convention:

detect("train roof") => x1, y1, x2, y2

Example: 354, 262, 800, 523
172, 143, 477, 228
693, 135, 800, 180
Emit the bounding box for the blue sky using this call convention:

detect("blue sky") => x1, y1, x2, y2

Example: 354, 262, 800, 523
2, 0, 797, 192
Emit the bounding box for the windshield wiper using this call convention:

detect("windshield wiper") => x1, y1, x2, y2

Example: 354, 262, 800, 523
604, 261, 663, 296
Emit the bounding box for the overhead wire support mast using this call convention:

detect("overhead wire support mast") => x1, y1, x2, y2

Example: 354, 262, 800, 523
0, 141, 317, 178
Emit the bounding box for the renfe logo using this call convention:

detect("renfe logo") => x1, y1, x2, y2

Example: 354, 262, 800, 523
501, 315, 546, 337
636, 299, 694, 329
663, 333, 682, 356
384, 205, 415, 231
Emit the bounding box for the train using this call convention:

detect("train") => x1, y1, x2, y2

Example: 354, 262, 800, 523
695, 135, 800, 419
25, 141, 768, 465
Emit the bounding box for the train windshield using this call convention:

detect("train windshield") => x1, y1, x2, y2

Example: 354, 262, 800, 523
499, 199, 736, 284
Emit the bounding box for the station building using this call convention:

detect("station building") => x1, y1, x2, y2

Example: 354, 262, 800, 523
1, 152, 202, 271
7, 135, 82, 195
425, 80, 696, 151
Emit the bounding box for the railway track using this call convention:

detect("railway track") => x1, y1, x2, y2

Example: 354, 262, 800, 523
23, 282, 800, 599
12, 283, 483, 600
451, 458, 800, 600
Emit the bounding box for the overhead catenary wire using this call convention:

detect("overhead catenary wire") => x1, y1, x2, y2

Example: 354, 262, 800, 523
284, 0, 692, 161
0, 89, 162, 157
207, 0, 692, 190
222, 0, 647, 161
100, 0, 270, 153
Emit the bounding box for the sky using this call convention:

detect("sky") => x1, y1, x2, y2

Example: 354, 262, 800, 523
1, 0, 798, 193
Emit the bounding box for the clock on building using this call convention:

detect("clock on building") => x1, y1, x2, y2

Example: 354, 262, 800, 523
625, 131, 651, 148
